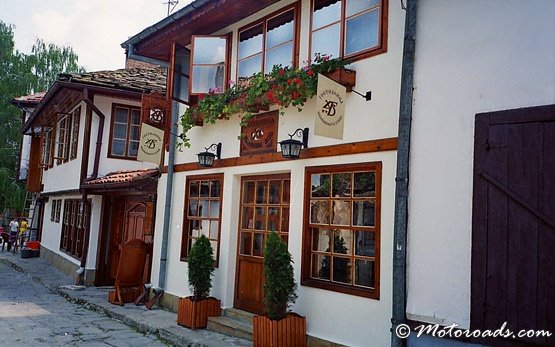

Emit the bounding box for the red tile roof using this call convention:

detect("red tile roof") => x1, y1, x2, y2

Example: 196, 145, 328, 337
12, 92, 46, 105
82, 168, 160, 189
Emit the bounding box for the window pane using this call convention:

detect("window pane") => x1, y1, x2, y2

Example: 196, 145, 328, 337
355, 230, 375, 256
354, 172, 375, 197
333, 229, 352, 254
253, 233, 264, 256
281, 207, 289, 232
188, 200, 198, 217
311, 200, 330, 224
114, 123, 127, 139
313, 0, 341, 30
346, 0, 379, 17
312, 254, 330, 280
210, 241, 218, 259
283, 180, 290, 203
198, 200, 209, 217
200, 181, 210, 197
333, 256, 352, 284
266, 10, 294, 49
265, 42, 294, 73
243, 181, 255, 203
355, 259, 374, 287
209, 221, 219, 239
128, 141, 139, 157
268, 180, 281, 204
332, 173, 351, 197
192, 37, 227, 64
189, 220, 200, 237
111, 139, 125, 156
268, 207, 280, 231
115, 108, 128, 123
242, 206, 254, 229
130, 125, 140, 141
239, 24, 263, 60
312, 24, 341, 59
210, 180, 221, 197
209, 200, 220, 218
256, 181, 267, 204
312, 228, 331, 252
240, 232, 252, 255
131, 110, 141, 125
332, 200, 350, 225
192, 65, 225, 94
199, 220, 210, 237
353, 200, 375, 226
254, 207, 266, 230
174, 71, 190, 102
190, 181, 199, 197
311, 174, 330, 197
345, 9, 379, 56
238, 54, 262, 80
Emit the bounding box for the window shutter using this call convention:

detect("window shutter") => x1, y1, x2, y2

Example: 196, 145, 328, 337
189, 35, 228, 95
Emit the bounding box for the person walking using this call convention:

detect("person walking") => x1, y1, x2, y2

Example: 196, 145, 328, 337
19, 218, 28, 245
8, 218, 19, 251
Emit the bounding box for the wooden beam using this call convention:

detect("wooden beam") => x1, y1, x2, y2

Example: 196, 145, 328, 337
162, 137, 397, 173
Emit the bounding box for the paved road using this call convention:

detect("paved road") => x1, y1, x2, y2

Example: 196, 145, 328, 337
0, 262, 169, 346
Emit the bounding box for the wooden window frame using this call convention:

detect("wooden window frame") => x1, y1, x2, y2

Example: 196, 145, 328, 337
55, 200, 61, 223
180, 173, 224, 267
107, 103, 142, 160
50, 200, 56, 222
301, 162, 382, 299
40, 128, 54, 169
236, 4, 300, 82
70, 106, 80, 160
189, 35, 230, 96
309, 0, 388, 63
60, 199, 89, 259
55, 114, 71, 165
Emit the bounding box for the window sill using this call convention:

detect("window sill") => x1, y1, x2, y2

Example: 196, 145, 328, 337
301, 277, 379, 299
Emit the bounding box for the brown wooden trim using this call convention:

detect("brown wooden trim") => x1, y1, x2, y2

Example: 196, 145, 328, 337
107, 102, 142, 160
301, 162, 381, 299
69, 106, 81, 160
80, 104, 93, 185
180, 173, 224, 267
41, 189, 82, 197
236, 2, 299, 80
478, 104, 555, 125
308, 0, 388, 63
162, 137, 397, 173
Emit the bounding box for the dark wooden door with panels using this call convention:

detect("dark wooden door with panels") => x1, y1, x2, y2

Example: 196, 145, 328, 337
234, 174, 291, 314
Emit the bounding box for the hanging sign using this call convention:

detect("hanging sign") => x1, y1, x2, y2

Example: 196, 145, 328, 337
315, 73, 346, 140
137, 123, 165, 165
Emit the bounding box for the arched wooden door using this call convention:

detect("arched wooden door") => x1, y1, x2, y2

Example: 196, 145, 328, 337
234, 174, 290, 314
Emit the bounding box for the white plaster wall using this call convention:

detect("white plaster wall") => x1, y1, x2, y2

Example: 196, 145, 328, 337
40, 194, 102, 270
406, 1, 555, 328
89, 95, 158, 178
42, 102, 86, 193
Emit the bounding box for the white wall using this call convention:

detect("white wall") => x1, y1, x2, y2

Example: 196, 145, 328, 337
407, 1, 555, 328
151, 1, 406, 345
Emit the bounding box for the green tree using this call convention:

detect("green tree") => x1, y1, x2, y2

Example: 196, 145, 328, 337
187, 235, 215, 300
0, 20, 85, 213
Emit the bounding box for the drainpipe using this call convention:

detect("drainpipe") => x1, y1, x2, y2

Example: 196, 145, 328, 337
154, 99, 178, 294
77, 189, 89, 284
391, 1, 418, 346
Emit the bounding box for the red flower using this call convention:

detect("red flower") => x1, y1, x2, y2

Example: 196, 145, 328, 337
295, 77, 302, 86
287, 78, 293, 85
267, 91, 277, 103
272, 84, 278, 90
292, 92, 300, 100
307, 69, 314, 76
198, 94, 205, 100
278, 69, 285, 76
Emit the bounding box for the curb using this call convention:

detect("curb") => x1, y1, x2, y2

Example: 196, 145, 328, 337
0, 257, 187, 347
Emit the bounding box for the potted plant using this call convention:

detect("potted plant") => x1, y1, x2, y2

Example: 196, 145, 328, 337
253, 231, 307, 346
177, 235, 221, 329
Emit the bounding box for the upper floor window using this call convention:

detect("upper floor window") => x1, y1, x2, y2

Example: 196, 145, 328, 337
311, 0, 387, 61
56, 114, 70, 165
70, 107, 80, 160
190, 36, 228, 95
41, 128, 53, 168
238, 7, 297, 81
109, 104, 141, 159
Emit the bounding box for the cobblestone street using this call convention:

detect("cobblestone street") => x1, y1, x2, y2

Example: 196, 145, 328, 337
0, 261, 168, 347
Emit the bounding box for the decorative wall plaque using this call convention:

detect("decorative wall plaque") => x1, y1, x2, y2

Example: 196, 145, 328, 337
240, 111, 278, 156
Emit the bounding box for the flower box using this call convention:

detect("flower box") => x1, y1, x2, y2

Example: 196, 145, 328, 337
253, 313, 307, 347
177, 296, 221, 329
323, 67, 356, 92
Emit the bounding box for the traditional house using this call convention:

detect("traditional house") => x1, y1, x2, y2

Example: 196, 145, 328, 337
19, 67, 167, 286
123, 0, 402, 345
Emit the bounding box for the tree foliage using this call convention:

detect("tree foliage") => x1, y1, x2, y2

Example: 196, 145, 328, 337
187, 235, 215, 300
0, 20, 85, 213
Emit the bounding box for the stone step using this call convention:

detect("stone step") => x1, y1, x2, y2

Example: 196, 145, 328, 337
223, 308, 255, 322
207, 316, 253, 341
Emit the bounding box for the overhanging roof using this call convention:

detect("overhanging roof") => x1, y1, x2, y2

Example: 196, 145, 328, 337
122, 0, 280, 62
81, 168, 160, 192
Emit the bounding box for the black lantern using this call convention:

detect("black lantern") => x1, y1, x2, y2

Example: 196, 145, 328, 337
197, 143, 222, 167
279, 128, 309, 159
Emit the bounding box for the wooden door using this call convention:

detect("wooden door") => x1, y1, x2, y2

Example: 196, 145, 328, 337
471, 105, 555, 346
234, 174, 290, 314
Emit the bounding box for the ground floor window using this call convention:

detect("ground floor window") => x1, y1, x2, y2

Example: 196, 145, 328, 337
60, 199, 89, 258
301, 162, 381, 299
181, 174, 223, 266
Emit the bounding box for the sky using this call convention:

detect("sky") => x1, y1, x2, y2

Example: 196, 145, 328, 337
0, 0, 192, 71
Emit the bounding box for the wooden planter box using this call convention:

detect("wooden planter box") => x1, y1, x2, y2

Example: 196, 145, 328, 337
253, 313, 307, 347
177, 296, 221, 329
324, 67, 356, 92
